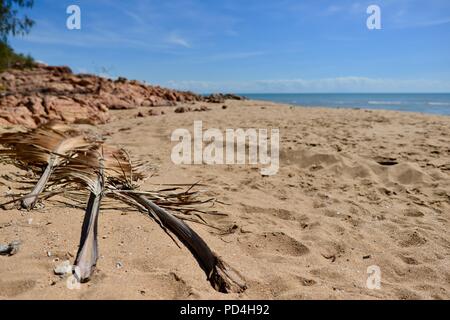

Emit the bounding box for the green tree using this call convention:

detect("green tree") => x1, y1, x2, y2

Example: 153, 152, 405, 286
0, 0, 35, 72
0, 0, 34, 43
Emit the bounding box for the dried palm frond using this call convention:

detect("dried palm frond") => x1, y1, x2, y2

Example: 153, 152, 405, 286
52, 147, 106, 282
52, 144, 146, 282
128, 194, 246, 293
0, 121, 94, 209
48, 185, 223, 228
100, 148, 246, 293
1, 122, 246, 292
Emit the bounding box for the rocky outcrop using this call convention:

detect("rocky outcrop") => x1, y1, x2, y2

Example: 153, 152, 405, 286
0, 64, 203, 127
204, 93, 247, 103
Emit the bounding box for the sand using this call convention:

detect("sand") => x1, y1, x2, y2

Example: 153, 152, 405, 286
0, 100, 449, 300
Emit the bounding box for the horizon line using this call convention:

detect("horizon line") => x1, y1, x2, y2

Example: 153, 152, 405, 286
198, 92, 450, 95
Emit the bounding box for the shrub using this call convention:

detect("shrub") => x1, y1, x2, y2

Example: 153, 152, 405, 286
0, 41, 35, 72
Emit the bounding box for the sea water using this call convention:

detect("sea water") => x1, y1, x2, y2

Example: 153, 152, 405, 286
243, 93, 450, 116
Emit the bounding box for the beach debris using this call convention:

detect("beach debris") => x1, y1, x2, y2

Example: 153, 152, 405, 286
174, 106, 191, 113
322, 253, 336, 263
204, 93, 246, 103
193, 106, 211, 112
68, 142, 245, 292
0, 124, 247, 293
0, 240, 21, 256
53, 146, 109, 282
116, 261, 123, 269
374, 156, 398, 166
54, 260, 73, 275
0, 121, 93, 209
129, 194, 246, 293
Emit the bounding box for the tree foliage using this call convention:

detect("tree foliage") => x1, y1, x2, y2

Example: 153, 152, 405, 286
0, 41, 34, 72
0, 0, 34, 71
0, 0, 34, 43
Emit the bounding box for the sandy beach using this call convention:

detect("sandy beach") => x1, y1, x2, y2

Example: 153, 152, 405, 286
1, 99, 449, 300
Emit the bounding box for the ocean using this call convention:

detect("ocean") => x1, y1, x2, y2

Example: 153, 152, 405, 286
243, 93, 450, 116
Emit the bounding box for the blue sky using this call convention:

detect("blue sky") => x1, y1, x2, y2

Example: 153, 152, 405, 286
9, 0, 450, 93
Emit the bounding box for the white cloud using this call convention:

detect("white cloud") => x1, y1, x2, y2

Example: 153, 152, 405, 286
166, 33, 191, 48
326, 5, 342, 15
206, 51, 265, 62
21, 29, 168, 51
405, 17, 450, 28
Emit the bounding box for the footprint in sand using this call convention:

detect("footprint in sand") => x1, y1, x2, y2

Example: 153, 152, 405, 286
398, 231, 427, 247
398, 254, 420, 265
241, 204, 308, 224
240, 232, 310, 257
296, 275, 317, 287
261, 275, 317, 298
280, 149, 341, 169
144, 272, 193, 299
403, 208, 425, 217
0, 279, 36, 298
388, 163, 432, 185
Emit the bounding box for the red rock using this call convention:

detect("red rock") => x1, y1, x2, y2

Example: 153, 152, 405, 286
174, 106, 191, 113
24, 96, 45, 116
45, 65, 73, 75
1, 73, 15, 82
107, 97, 134, 110
193, 106, 211, 112
0, 64, 205, 128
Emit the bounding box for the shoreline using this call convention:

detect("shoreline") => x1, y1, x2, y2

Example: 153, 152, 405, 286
236, 98, 450, 118
241, 94, 450, 117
